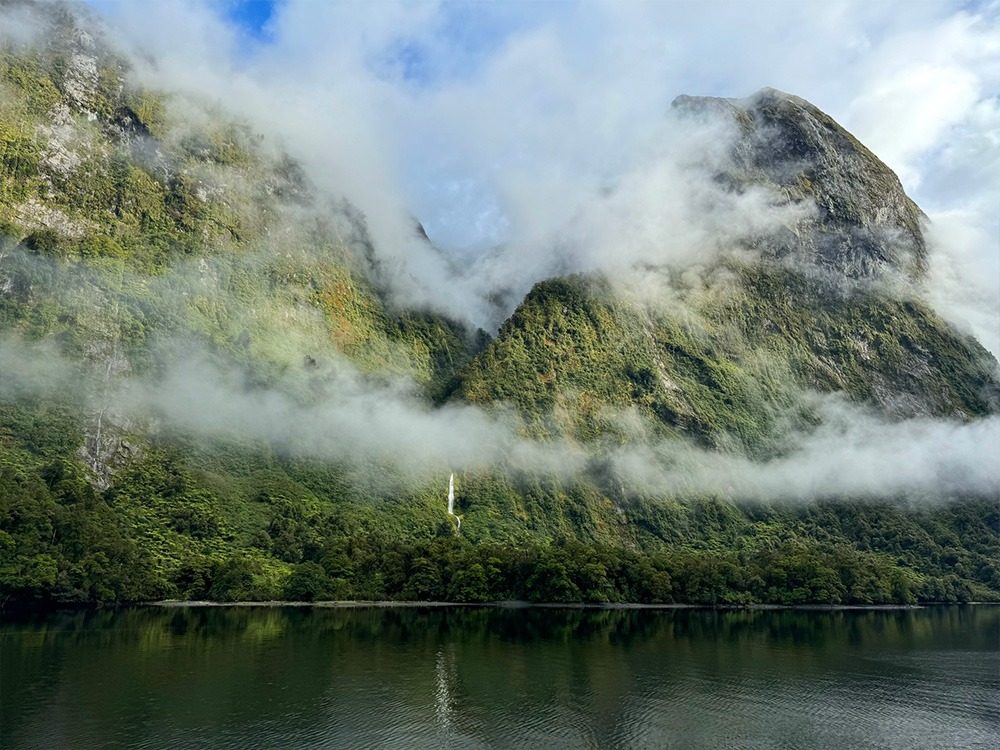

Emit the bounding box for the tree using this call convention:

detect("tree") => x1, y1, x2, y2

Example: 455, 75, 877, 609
448, 563, 490, 602
284, 562, 334, 602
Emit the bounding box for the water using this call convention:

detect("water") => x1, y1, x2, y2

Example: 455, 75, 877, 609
448, 472, 455, 516
447, 473, 460, 532
2, 605, 997, 749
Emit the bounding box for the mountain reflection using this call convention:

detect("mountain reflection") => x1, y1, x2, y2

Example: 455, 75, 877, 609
2, 606, 998, 750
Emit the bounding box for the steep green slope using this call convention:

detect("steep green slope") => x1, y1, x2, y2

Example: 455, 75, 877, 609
461, 90, 998, 450
1, 6, 997, 606
461, 265, 997, 451
460, 273, 801, 452
725, 265, 998, 417
0, 3, 481, 478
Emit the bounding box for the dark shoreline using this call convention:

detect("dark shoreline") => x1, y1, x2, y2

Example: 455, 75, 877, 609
6, 599, 996, 614
148, 600, 967, 611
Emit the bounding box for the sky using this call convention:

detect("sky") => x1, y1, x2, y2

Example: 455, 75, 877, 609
83, 0, 1000, 351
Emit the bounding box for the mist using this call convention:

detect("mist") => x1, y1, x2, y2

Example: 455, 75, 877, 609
56, 0, 989, 345
1, 0, 998, 506
5, 299, 999, 502
607, 397, 1000, 502
3, 228, 999, 504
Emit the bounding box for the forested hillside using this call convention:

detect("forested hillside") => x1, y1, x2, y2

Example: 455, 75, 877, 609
1, 0, 997, 606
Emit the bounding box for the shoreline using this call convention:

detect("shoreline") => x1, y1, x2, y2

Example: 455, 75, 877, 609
149, 599, 938, 611
7, 599, 996, 613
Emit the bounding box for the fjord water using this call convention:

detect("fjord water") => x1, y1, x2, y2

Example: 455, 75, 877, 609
2, 606, 997, 749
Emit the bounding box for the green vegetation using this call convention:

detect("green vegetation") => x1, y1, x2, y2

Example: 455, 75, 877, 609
4, 424, 995, 605
460, 266, 996, 455
1, 11, 998, 607
460, 275, 791, 452
3, 392, 996, 605
727, 264, 998, 417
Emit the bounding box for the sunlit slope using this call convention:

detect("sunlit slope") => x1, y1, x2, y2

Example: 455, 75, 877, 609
0, 5, 997, 605
460, 90, 998, 451
0, 5, 480, 475
460, 266, 998, 451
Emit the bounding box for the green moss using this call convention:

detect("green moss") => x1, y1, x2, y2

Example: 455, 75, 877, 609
0, 52, 62, 115
125, 90, 168, 138
0, 118, 42, 202
178, 122, 260, 168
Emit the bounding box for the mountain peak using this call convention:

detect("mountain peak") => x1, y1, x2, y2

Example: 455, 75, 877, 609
672, 88, 926, 278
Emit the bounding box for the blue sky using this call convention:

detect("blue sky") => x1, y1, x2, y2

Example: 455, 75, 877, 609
225, 0, 278, 40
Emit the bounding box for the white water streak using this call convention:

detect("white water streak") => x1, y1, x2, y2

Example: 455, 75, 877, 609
447, 473, 461, 533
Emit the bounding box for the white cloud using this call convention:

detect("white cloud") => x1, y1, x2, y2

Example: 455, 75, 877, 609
848, 64, 980, 189
0, 0, 960, 364
838, 8, 999, 357
611, 399, 1000, 501
844, 10, 999, 187
78, 1, 998, 345
925, 210, 1000, 358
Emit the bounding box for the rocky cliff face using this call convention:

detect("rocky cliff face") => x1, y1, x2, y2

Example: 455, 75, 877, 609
462, 90, 998, 443
673, 88, 926, 279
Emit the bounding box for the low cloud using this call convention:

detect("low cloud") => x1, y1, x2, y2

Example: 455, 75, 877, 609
1, 1, 997, 505
924, 212, 1000, 359
608, 397, 1000, 502
5, 310, 999, 502
79, 0, 997, 337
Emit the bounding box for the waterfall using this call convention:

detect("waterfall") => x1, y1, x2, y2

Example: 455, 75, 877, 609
447, 473, 461, 533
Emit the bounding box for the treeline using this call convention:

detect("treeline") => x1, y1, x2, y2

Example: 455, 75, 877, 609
2, 416, 998, 607
227, 534, 979, 606
2, 454, 986, 606
3, 414, 998, 607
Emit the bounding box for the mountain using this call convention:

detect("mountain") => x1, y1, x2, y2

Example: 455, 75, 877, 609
674, 88, 927, 277
461, 90, 998, 450
1, 1, 997, 606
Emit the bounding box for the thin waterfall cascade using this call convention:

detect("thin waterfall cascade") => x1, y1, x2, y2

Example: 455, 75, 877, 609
447, 473, 461, 533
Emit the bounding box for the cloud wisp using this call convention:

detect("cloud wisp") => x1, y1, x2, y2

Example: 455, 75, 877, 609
608, 397, 1000, 502
5, 310, 1000, 502
78, 0, 998, 350
1, 1, 998, 504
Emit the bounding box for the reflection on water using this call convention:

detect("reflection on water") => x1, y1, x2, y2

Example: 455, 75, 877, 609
435, 644, 458, 735
2, 606, 998, 749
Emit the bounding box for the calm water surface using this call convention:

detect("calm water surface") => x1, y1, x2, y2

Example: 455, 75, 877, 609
2, 605, 998, 749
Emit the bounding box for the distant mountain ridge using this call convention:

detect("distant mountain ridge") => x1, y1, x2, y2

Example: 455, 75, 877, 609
461, 89, 997, 446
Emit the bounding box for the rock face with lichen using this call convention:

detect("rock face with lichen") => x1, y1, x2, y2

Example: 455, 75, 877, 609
673, 88, 926, 278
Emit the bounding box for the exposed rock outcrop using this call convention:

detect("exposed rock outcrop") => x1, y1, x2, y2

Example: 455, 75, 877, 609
673, 88, 926, 278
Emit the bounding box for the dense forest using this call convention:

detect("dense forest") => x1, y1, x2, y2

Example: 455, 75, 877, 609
1, 1, 998, 607
3, 411, 996, 605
